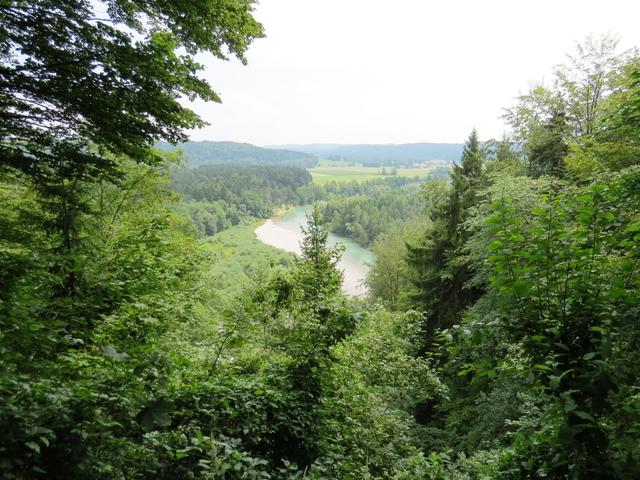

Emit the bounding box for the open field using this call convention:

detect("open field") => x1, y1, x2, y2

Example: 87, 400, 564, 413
307, 164, 448, 184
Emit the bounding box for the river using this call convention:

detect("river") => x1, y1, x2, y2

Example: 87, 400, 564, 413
255, 206, 375, 296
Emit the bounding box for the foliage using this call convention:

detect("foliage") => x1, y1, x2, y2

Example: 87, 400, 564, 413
480, 168, 640, 477
0, 0, 263, 184
366, 221, 426, 310
4, 7, 640, 478
297, 174, 435, 204
171, 164, 312, 223
319, 186, 424, 247
312, 308, 443, 479
0, 159, 203, 478
174, 199, 243, 237
367, 39, 640, 480
504, 35, 640, 179
202, 224, 296, 302
406, 129, 487, 349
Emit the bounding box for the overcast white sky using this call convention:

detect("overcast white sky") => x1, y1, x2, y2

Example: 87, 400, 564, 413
185, 0, 640, 146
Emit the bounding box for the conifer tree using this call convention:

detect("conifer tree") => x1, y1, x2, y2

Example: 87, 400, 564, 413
407, 129, 486, 349
528, 111, 568, 178
298, 204, 343, 297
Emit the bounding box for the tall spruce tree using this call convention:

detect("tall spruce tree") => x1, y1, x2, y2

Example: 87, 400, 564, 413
298, 204, 344, 298
528, 111, 569, 178
407, 129, 485, 349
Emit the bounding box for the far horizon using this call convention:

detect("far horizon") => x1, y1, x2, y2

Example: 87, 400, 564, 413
183, 0, 640, 146
182, 139, 466, 147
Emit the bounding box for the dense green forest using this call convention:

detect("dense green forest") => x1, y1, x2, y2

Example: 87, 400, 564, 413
1, 2, 640, 479
171, 164, 311, 219
171, 163, 430, 240
158, 141, 319, 168
365, 36, 640, 478
319, 188, 425, 247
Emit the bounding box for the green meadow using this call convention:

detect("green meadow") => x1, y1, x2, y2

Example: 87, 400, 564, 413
307, 164, 441, 184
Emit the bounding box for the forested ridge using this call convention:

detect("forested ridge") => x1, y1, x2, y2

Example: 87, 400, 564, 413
158, 141, 319, 168
270, 143, 464, 166
1, 3, 640, 480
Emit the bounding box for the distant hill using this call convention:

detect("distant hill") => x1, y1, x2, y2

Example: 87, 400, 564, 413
269, 143, 465, 166
157, 141, 318, 168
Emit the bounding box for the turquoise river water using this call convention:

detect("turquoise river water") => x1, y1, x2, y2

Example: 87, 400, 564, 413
255, 206, 375, 296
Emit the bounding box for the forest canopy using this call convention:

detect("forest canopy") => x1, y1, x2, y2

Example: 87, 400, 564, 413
1, 3, 640, 479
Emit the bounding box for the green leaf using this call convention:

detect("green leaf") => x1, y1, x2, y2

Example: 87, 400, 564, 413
137, 399, 174, 432
488, 240, 503, 251
26, 441, 40, 453
574, 410, 595, 422
534, 364, 553, 372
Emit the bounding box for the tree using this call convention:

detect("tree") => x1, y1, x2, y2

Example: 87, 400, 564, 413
554, 34, 629, 140
527, 111, 568, 178
484, 135, 526, 177
0, 7, 264, 474
407, 130, 486, 349
504, 35, 638, 178
448, 128, 483, 241
367, 223, 414, 309
298, 204, 343, 297
617, 65, 640, 141
479, 169, 640, 477
0, 0, 264, 184
0, 0, 264, 304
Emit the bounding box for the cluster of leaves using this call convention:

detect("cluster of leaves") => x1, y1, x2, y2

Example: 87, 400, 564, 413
365, 220, 427, 310
371, 36, 640, 478
1, 156, 442, 478
478, 170, 640, 476
0, 158, 208, 478
6, 1, 640, 477
173, 199, 245, 237
0, 0, 263, 185
405, 129, 487, 349
162, 207, 443, 478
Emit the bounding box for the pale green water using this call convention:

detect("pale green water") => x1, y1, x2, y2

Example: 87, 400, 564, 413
255, 206, 375, 296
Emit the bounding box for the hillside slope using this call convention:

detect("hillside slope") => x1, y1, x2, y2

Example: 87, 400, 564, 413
158, 141, 319, 168
270, 142, 464, 165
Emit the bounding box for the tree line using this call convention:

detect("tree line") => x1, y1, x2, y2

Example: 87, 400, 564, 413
159, 141, 319, 168
172, 163, 430, 239
366, 35, 640, 478
318, 188, 425, 247
171, 164, 312, 235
